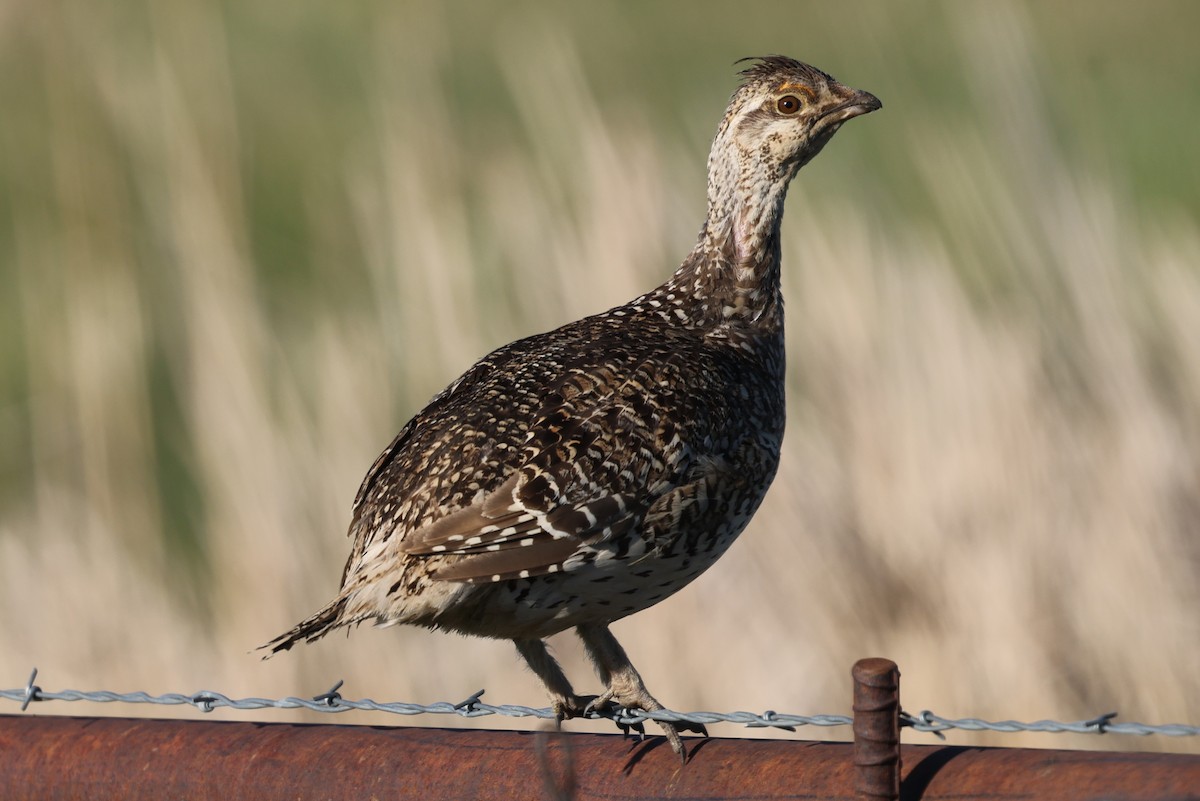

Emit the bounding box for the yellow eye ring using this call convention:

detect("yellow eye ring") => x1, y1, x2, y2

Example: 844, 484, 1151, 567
776, 95, 803, 115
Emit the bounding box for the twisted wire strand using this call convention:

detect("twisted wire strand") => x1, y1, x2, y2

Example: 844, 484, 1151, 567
3, 668, 1197, 737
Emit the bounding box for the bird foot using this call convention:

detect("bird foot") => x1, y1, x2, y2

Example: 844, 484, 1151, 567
585, 684, 707, 763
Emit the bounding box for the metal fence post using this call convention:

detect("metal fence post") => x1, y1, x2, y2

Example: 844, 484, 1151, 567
853, 657, 901, 801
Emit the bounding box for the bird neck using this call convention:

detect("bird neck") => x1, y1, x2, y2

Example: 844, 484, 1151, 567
652, 151, 796, 335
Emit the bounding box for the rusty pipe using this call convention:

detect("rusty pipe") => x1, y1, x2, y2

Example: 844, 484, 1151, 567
1, 715, 1198, 800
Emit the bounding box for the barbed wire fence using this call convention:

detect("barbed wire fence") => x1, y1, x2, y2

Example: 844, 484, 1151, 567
3, 667, 1198, 739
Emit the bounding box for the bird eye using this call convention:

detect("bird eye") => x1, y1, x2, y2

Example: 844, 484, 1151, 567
776, 95, 802, 115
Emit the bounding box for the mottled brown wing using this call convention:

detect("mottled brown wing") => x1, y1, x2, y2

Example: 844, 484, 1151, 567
398, 467, 647, 582
399, 358, 691, 583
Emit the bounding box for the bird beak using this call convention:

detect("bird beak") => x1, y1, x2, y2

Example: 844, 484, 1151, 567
819, 88, 882, 125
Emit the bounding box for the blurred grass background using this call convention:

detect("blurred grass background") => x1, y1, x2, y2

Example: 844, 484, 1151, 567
2, 0, 1198, 753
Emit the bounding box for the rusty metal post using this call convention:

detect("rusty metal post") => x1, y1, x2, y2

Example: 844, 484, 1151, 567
853, 657, 901, 801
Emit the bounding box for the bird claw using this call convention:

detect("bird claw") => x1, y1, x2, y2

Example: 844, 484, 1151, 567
583, 689, 616, 718
581, 693, 648, 741
551, 693, 600, 725
617, 717, 647, 742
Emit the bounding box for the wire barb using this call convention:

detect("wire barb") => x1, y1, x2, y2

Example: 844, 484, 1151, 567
313, 680, 345, 708
902, 709, 947, 740
748, 709, 796, 732
191, 693, 219, 713
20, 668, 40, 712
1085, 712, 1119, 733
453, 689, 486, 714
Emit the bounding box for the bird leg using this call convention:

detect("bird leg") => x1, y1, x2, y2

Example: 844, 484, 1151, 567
576, 623, 707, 762
514, 638, 596, 723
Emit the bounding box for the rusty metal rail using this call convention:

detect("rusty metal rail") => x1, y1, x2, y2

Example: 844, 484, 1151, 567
1, 713, 1198, 800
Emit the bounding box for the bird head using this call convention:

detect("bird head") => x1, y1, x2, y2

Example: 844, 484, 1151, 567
698, 56, 880, 268
717, 55, 881, 176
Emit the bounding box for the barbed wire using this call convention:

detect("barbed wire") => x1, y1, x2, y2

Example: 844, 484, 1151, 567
3, 668, 1197, 739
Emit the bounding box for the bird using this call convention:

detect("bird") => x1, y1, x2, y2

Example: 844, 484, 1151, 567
264, 55, 880, 761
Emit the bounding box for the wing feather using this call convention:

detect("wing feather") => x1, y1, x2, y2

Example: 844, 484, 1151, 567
370, 348, 702, 585
431, 537, 583, 582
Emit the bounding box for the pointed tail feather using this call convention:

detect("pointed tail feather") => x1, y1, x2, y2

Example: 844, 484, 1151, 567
260, 597, 350, 658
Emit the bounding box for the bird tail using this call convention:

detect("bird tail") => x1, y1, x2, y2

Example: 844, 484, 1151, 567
259, 596, 350, 658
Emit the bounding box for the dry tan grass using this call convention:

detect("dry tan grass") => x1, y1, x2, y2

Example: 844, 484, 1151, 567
1, 1, 1197, 754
